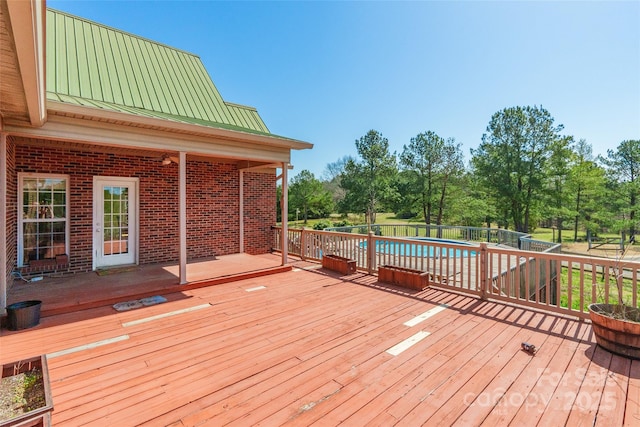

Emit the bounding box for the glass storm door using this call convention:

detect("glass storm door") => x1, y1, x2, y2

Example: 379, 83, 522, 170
93, 177, 138, 268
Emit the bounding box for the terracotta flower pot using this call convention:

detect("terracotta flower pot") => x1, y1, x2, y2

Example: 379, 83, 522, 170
589, 303, 640, 359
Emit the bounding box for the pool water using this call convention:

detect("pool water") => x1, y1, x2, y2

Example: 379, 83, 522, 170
370, 237, 477, 258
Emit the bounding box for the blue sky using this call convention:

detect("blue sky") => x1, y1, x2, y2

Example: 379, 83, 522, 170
48, 0, 640, 179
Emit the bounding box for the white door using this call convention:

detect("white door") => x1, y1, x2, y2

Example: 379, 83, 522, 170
93, 177, 138, 269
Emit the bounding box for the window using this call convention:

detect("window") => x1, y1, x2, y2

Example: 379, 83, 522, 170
18, 174, 70, 267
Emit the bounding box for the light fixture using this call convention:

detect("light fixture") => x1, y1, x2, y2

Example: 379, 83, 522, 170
161, 155, 172, 166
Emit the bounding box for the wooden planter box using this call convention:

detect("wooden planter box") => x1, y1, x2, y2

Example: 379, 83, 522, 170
322, 254, 357, 275
589, 303, 640, 359
378, 265, 429, 291
1, 355, 53, 427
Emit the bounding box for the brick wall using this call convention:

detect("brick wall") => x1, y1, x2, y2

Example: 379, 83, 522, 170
243, 171, 277, 254
11, 138, 276, 275
186, 161, 240, 258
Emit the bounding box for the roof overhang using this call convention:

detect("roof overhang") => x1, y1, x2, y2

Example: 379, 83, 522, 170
3, 103, 309, 167
45, 99, 313, 151
5, 0, 47, 127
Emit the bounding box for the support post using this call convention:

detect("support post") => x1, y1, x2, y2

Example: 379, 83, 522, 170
281, 163, 288, 265
367, 231, 375, 275
300, 227, 306, 260
480, 243, 488, 299
179, 151, 187, 284
239, 170, 244, 253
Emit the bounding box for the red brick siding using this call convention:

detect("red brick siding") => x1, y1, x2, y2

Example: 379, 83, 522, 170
186, 161, 239, 258
11, 138, 276, 275
243, 171, 277, 254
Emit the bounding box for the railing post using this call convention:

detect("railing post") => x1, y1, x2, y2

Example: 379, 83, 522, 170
367, 231, 375, 275
300, 227, 306, 260
480, 243, 488, 299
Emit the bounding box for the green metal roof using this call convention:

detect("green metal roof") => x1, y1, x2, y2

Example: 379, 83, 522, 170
45, 8, 271, 135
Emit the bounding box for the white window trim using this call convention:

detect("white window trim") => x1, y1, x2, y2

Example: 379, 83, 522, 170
17, 173, 71, 267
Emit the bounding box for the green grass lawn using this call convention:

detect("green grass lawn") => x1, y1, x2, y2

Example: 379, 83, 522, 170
560, 265, 638, 311
528, 227, 622, 244
288, 212, 416, 228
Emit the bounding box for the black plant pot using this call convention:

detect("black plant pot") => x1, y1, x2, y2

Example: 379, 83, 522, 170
5, 300, 42, 330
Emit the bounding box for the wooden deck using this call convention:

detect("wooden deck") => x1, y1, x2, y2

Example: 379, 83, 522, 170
7, 254, 289, 317
1, 259, 639, 426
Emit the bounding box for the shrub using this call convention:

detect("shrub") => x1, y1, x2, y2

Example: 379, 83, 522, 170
313, 220, 332, 230
332, 220, 352, 227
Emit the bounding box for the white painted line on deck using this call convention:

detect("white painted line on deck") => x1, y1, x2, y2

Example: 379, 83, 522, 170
403, 304, 449, 327
293, 265, 323, 272
47, 335, 130, 359
122, 303, 211, 327
386, 331, 431, 356
246, 286, 266, 292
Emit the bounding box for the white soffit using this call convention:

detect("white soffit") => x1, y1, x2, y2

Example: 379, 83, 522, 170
6, 114, 294, 164
6, 0, 46, 126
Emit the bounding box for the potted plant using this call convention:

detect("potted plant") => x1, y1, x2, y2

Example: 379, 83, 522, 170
0, 355, 53, 427
588, 246, 640, 359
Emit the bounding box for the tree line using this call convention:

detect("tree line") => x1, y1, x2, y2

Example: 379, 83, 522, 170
282, 105, 640, 242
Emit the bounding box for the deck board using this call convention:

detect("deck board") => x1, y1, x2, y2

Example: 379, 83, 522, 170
389, 310, 544, 426
0, 259, 635, 426
623, 361, 640, 427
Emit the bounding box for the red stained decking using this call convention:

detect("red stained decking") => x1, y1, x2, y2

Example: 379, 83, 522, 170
1, 257, 639, 426
7, 254, 289, 317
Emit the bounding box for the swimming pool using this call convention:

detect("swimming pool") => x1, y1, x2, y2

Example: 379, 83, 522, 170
368, 237, 477, 258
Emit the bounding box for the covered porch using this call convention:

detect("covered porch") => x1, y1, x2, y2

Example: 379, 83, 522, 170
0, 2, 311, 316
6, 253, 289, 318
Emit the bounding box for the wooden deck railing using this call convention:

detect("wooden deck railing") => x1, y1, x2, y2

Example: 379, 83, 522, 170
273, 226, 640, 319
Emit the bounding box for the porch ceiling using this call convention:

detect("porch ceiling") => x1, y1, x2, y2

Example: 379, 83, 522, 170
0, 0, 30, 125
8, 111, 298, 167
0, 0, 46, 127
13, 136, 282, 170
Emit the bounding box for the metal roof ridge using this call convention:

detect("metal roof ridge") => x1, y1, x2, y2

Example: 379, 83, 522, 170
224, 101, 258, 112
